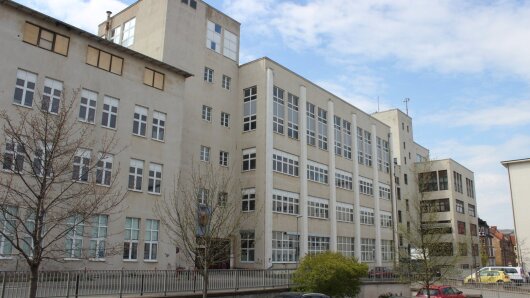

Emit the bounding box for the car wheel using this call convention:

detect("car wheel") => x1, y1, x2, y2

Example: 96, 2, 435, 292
497, 280, 503, 283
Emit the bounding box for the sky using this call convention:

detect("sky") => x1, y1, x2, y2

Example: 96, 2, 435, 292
15, 0, 530, 229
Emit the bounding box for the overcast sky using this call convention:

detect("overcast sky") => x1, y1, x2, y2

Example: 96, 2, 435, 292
15, 0, 530, 229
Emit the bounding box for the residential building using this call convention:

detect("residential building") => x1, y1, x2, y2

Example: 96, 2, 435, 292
502, 158, 530, 269
490, 226, 517, 266
478, 218, 496, 266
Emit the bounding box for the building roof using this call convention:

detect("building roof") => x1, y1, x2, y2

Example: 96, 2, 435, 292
501, 158, 530, 168
2, 0, 194, 78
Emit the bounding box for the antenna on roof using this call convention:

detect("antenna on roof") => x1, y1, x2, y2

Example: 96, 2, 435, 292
403, 97, 410, 115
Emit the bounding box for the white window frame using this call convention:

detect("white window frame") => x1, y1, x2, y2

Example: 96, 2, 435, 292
360, 207, 375, 225
336, 202, 354, 222
223, 29, 238, 60
202, 105, 212, 122
273, 189, 299, 215
308, 197, 329, 219
124, 217, 139, 260
361, 238, 376, 262
221, 112, 230, 127
272, 149, 299, 177
203, 67, 214, 83
101, 96, 119, 129
357, 127, 364, 164
241, 188, 256, 212
151, 111, 166, 141
0, 206, 17, 257
128, 159, 144, 191
219, 150, 229, 167
42, 78, 62, 114
343, 120, 352, 159
3, 140, 25, 172
148, 163, 162, 194
13, 69, 37, 107
379, 183, 391, 200
79, 89, 97, 123
122, 18, 136, 47
337, 236, 354, 257
272, 231, 299, 263
240, 230, 255, 262
109, 26, 121, 44
200, 146, 210, 162
96, 153, 113, 186
132, 106, 148, 137
307, 160, 328, 184
381, 211, 393, 228
65, 214, 84, 259
364, 130, 372, 166
308, 235, 330, 255
242, 148, 256, 171
456, 199, 465, 214
144, 219, 159, 261
306, 102, 316, 146
72, 149, 91, 182
243, 86, 257, 131
206, 20, 221, 53
317, 107, 328, 150
359, 176, 374, 196
334, 116, 342, 156
272, 86, 285, 134
222, 75, 231, 90
287, 93, 299, 139
89, 214, 108, 260
335, 169, 353, 190
381, 239, 394, 261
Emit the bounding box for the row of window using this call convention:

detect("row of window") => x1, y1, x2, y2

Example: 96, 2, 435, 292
203, 67, 232, 91
419, 170, 475, 199
457, 221, 478, 236
201, 105, 231, 127
199, 146, 230, 167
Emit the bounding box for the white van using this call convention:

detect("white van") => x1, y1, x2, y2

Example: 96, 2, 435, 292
479, 266, 527, 283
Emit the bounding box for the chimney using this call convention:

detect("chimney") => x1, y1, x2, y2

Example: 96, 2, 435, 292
105, 11, 112, 39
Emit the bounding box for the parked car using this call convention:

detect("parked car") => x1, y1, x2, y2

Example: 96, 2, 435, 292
416, 285, 465, 298
464, 270, 511, 284
477, 266, 526, 283
368, 266, 397, 278
273, 292, 330, 298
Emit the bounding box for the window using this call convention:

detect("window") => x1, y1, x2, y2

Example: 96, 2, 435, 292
419, 171, 438, 192
203, 67, 214, 83
272, 86, 285, 134
308, 236, 330, 255
335, 169, 353, 190
79, 89, 97, 123
219, 151, 229, 167
382, 240, 394, 261
65, 214, 84, 258
240, 231, 255, 262
197, 188, 209, 205
377, 137, 383, 171
181, 0, 197, 9
357, 127, 364, 164
132, 106, 148, 136
151, 112, 166, 141
334, 116, 342, 156
89, 214, 108, 259
377, 137, 390, 173
472, 244, 479, 256
379, 184, 391, 200
454, 171, 463, 193
381, 211, 393, 228
398, 210, 402, 223
21, 210, 35, 256
359, 177, 374, 196
202, 105, 212, 122
431, 242, 453, 256
0, 206, 17, 256
306, 102, 316, 146
458, 221, 466, 235
148, 163, 162, 194
336, 203, 354, 222
421, 198, 450, 212
3, 140, 25, 172
363, 130, 372, 166
109, 26, 121, 44
468, 204, 476, 217
121, 18, 136, 47
459, 242, 468, 256
287, 93, 299, 139
206, 20, 221, 53
361, 238, 375, 262
242, 148, 256, 171
360, 207, 375, 225
456, 200, 465, 214
273, 189, 299, 215
272, 231, 299, 263
13, 69, 36, 107
308, 197, 329, 219
470, 223, 478, 236
123, 217, 139, 260
406, 199, 409, 211
404, 173, 408, 185
200, 146, 210, 162
337, 236, 354, 257
72, 149, 91, 182
33, 142, 51, 177
128, 159, 144, 191
96, 153, 113, 186
466, 178, 475, 198
23, 22, 69, 56
241, 188, 255, 212
101, 96, 118, 129
42, 78, 62, 114
86, 46, 123, 75
143, 68, 165, 90
144, 219, 159, 261
317, 107, 328, 150
397, 187, 401, 200
223, 30, 238, 60
343, 120, 352, 159
272, 150, 299, 176
307, 161, 328, 184
243, 86, 257, 131
216, 112, 230, 129
382, 139, 390, 172
438, 170, 448, 190
222, 75, 231, 90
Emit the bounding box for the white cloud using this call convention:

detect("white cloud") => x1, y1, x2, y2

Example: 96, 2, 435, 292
15, 0, 128, 33
225, 0, 530, 80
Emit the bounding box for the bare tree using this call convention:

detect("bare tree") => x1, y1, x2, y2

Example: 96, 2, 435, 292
0, 89, 125, 298
157, 162, 249, 298
397, 162, 461, 297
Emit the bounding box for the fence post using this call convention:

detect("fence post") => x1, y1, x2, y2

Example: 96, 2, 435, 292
1, 271, 6, 298
235, 270, 239, 291
119, 269, 124, 298
65, 272, 70, 298
140, 272, 144, 296
163, 270, 167, 296
74, 273, 80, 298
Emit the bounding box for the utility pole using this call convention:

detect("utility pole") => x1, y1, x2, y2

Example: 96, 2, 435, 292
403, 98, 410, 115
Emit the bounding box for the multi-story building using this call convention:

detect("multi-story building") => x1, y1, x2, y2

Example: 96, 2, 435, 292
490, 226, 517, 266
502, 158, 530, 269
0, 0, 482, 272
478, 218, 496, 266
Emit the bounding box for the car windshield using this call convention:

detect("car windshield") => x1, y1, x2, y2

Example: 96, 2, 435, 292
419, 289, 439, 295
504, 268, 517, 273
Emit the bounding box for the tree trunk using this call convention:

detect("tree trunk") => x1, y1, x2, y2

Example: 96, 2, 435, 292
29, 265, 39, 298
202, 268, 208, 298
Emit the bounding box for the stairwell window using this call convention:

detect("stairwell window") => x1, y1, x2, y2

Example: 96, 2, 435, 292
317, 107, 328, 150
272, 86, 285, 134
287, 93, 299, 139
243, 86, 257, 131
306, 102, 316, 146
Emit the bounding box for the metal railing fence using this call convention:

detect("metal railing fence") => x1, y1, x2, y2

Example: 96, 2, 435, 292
0, 269, 295, 298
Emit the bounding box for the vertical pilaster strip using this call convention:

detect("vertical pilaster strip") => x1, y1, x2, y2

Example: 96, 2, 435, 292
327, 99, 337, 251
264, 67, 274, 268
372, 124, 382, 266
299, 85, 308, 258
388, 132, 400, 263
352, 113, 361, 260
